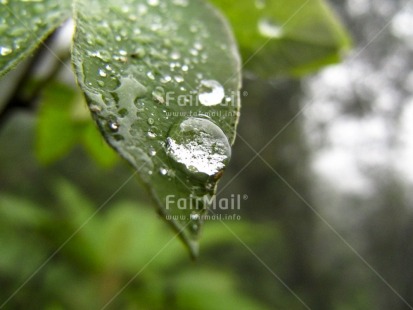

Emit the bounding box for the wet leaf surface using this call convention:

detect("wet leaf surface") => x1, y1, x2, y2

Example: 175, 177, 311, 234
72, 0, 241, 257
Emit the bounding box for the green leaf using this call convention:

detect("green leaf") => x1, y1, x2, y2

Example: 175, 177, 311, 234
210, 0, 351, 77
36, 83, 79, 164
72, 0, 241, 258
36, 82, 119, 167
0, 0, 71, 77
81, 123, 119, 168
173, 269, 268, 310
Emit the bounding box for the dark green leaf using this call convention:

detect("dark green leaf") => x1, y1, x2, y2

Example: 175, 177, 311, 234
0, 0, 71, 77
72, 0, 241, 257
211, 0, 351, 77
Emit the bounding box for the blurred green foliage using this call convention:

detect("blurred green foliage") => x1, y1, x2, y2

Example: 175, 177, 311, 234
36, 82, 118, 167
211, 0, 351, 77
0, 177, 268, 309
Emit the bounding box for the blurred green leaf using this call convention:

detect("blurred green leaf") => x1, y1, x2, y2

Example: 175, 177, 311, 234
72, 0, 241, 257
36, 82, 79, 164
0, 196, 51, 291
0, 0, 71, 77
36, 82, 118, 167
211, 0, 351, 77
0, 180, 268, 309
0, 195, 50, 228
81, 123, 119, 167
173, 269, 267, 310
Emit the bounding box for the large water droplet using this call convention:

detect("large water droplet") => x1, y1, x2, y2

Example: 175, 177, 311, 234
166, 117, 231, 177
198, 80, 225, 106
258, 18, 283, 38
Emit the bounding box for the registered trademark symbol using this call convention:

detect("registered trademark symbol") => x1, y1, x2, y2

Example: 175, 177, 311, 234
243, 194, 248, 200
243, 91, 248, 97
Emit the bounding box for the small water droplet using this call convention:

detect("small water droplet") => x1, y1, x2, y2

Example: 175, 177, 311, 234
166, 117, 231, 177
147, 71, 155, 80
0, 46, 12, 56
194, 42, 203, 50
129, 14, 137, 21
198, 80, 225, 106
97, 80, 105, 87
131, 47, 146, 59
90, 50, 111, 62
160, 75, 172, 84
190, 48, 199, 56
174, 76, 184, 83
138, 4, 148, 15
148, 148, 157, 156
182, 65, 189, 72
147, 118, 155, 125
171, 51, 181, 60
113, 55, 128, 62
152, 87, 165, 104
90, 104, 101, 113
147, 131, 157, 139
190, 213, 200, 220
160, 167, 168, 175
109, 121, 120, 132
98, 69, 107, 77
258, 18, 283, 38
191, 223, 199, 232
